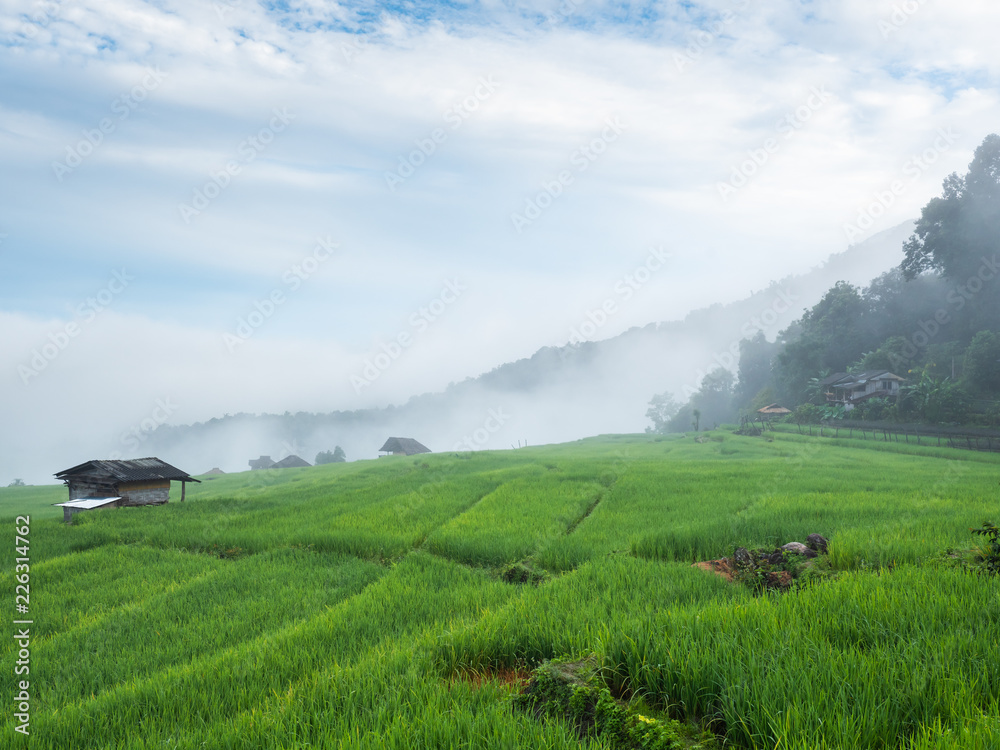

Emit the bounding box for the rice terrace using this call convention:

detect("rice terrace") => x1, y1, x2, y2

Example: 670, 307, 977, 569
2, 430, 999, 749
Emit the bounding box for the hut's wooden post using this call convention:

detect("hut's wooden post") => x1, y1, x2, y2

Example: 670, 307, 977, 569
181, 481, 186, 502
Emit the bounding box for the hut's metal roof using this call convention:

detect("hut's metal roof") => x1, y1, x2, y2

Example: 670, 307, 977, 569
379, 437, 431, 455
54, 497, 120, 510
271, 455, 311, 469
822, 370, 904, 388
55, 458, 201, 483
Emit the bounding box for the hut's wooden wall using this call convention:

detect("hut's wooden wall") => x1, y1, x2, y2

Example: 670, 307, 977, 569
119, 481, 170, 506
68, 480, 117, 500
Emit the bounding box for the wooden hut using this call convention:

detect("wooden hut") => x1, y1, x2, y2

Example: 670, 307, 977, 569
757, 403, 792, 419
379, 437, 431, 456
54, 457, 201, 523
271, 455, 311, 469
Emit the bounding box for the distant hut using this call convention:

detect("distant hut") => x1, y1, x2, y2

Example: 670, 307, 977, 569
54, 457, 201, 523
203, 467, 226, 476
271, 455, 311, 469
249, 456, 275, 470
379, 437, 431, 456
757, 404, 792, 419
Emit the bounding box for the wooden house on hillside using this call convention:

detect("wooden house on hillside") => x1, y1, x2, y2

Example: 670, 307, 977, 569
249, 455, 275, 470
379, 437, 431, 456
820, 371, 904, 411
54, 457, 200, 523
271, 455, 311, 469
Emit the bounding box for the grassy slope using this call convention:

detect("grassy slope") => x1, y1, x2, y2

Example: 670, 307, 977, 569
1, 433, 998, 749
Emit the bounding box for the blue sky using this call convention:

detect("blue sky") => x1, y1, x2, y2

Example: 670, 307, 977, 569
1, 0, 999, 478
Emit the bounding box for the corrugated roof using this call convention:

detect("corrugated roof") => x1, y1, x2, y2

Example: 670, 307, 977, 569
379, 437, 431, 455
271, 455, 311, 469
822, 371, 904, 388
55, 458, 201, 483
54, 497, 120, 510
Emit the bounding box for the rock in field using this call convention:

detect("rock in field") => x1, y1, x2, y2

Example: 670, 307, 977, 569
781, 542, 809, 555
806, 533, 829, 554
733, 547, 754, 567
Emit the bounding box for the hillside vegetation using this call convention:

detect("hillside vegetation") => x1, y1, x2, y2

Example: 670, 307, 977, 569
2, 434, 999, 749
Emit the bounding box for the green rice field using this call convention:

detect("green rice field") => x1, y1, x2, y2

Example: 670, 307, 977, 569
1, 430, 998, 748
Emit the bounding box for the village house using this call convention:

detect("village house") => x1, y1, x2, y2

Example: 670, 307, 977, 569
271, 455, 311, 468
820, 371, 905, 411
249, 455, 275, 470
379, 437, 431, 456
54, 457, 200, 523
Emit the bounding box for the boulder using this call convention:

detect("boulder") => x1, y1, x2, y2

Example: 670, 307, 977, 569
767, 550, 784, 565
766, 571, 793, 590
733, 547, 754, 568
806, 533, 829, 554
781, 542, 809, 555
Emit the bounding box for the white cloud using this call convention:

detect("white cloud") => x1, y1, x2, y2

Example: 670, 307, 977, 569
1, 0, 998, 479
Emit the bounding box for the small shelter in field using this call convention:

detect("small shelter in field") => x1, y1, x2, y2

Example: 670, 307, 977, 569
203, 467, 226, 476
379, 437, 431, 456
54, 457, 201, 523
271, 455, 311, 469
249, 456, 274, 470
757, 403, 792, 419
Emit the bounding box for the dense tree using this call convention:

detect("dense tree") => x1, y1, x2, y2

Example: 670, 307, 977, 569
773, 282, 875, 404
899, 369, 971, 423
735, 332, 779, 408
902, 134, 1000, 336
902, 134, 1000, 281
315, 446, 347, 464
645, 392, 681, 434
963, 330, 1000, 394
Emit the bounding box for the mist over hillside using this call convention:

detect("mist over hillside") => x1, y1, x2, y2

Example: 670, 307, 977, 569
137, 222, 915, 475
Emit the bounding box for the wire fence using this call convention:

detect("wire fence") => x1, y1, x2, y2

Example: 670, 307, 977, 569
773, 420, 1000, 453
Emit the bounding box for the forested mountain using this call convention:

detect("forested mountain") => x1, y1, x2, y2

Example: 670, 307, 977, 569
655, 134, 1000, 431
144, 220, 914, 471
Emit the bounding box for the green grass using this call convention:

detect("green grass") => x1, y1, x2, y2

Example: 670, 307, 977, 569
0, 484, 65, 521
1, 432, 999, 748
